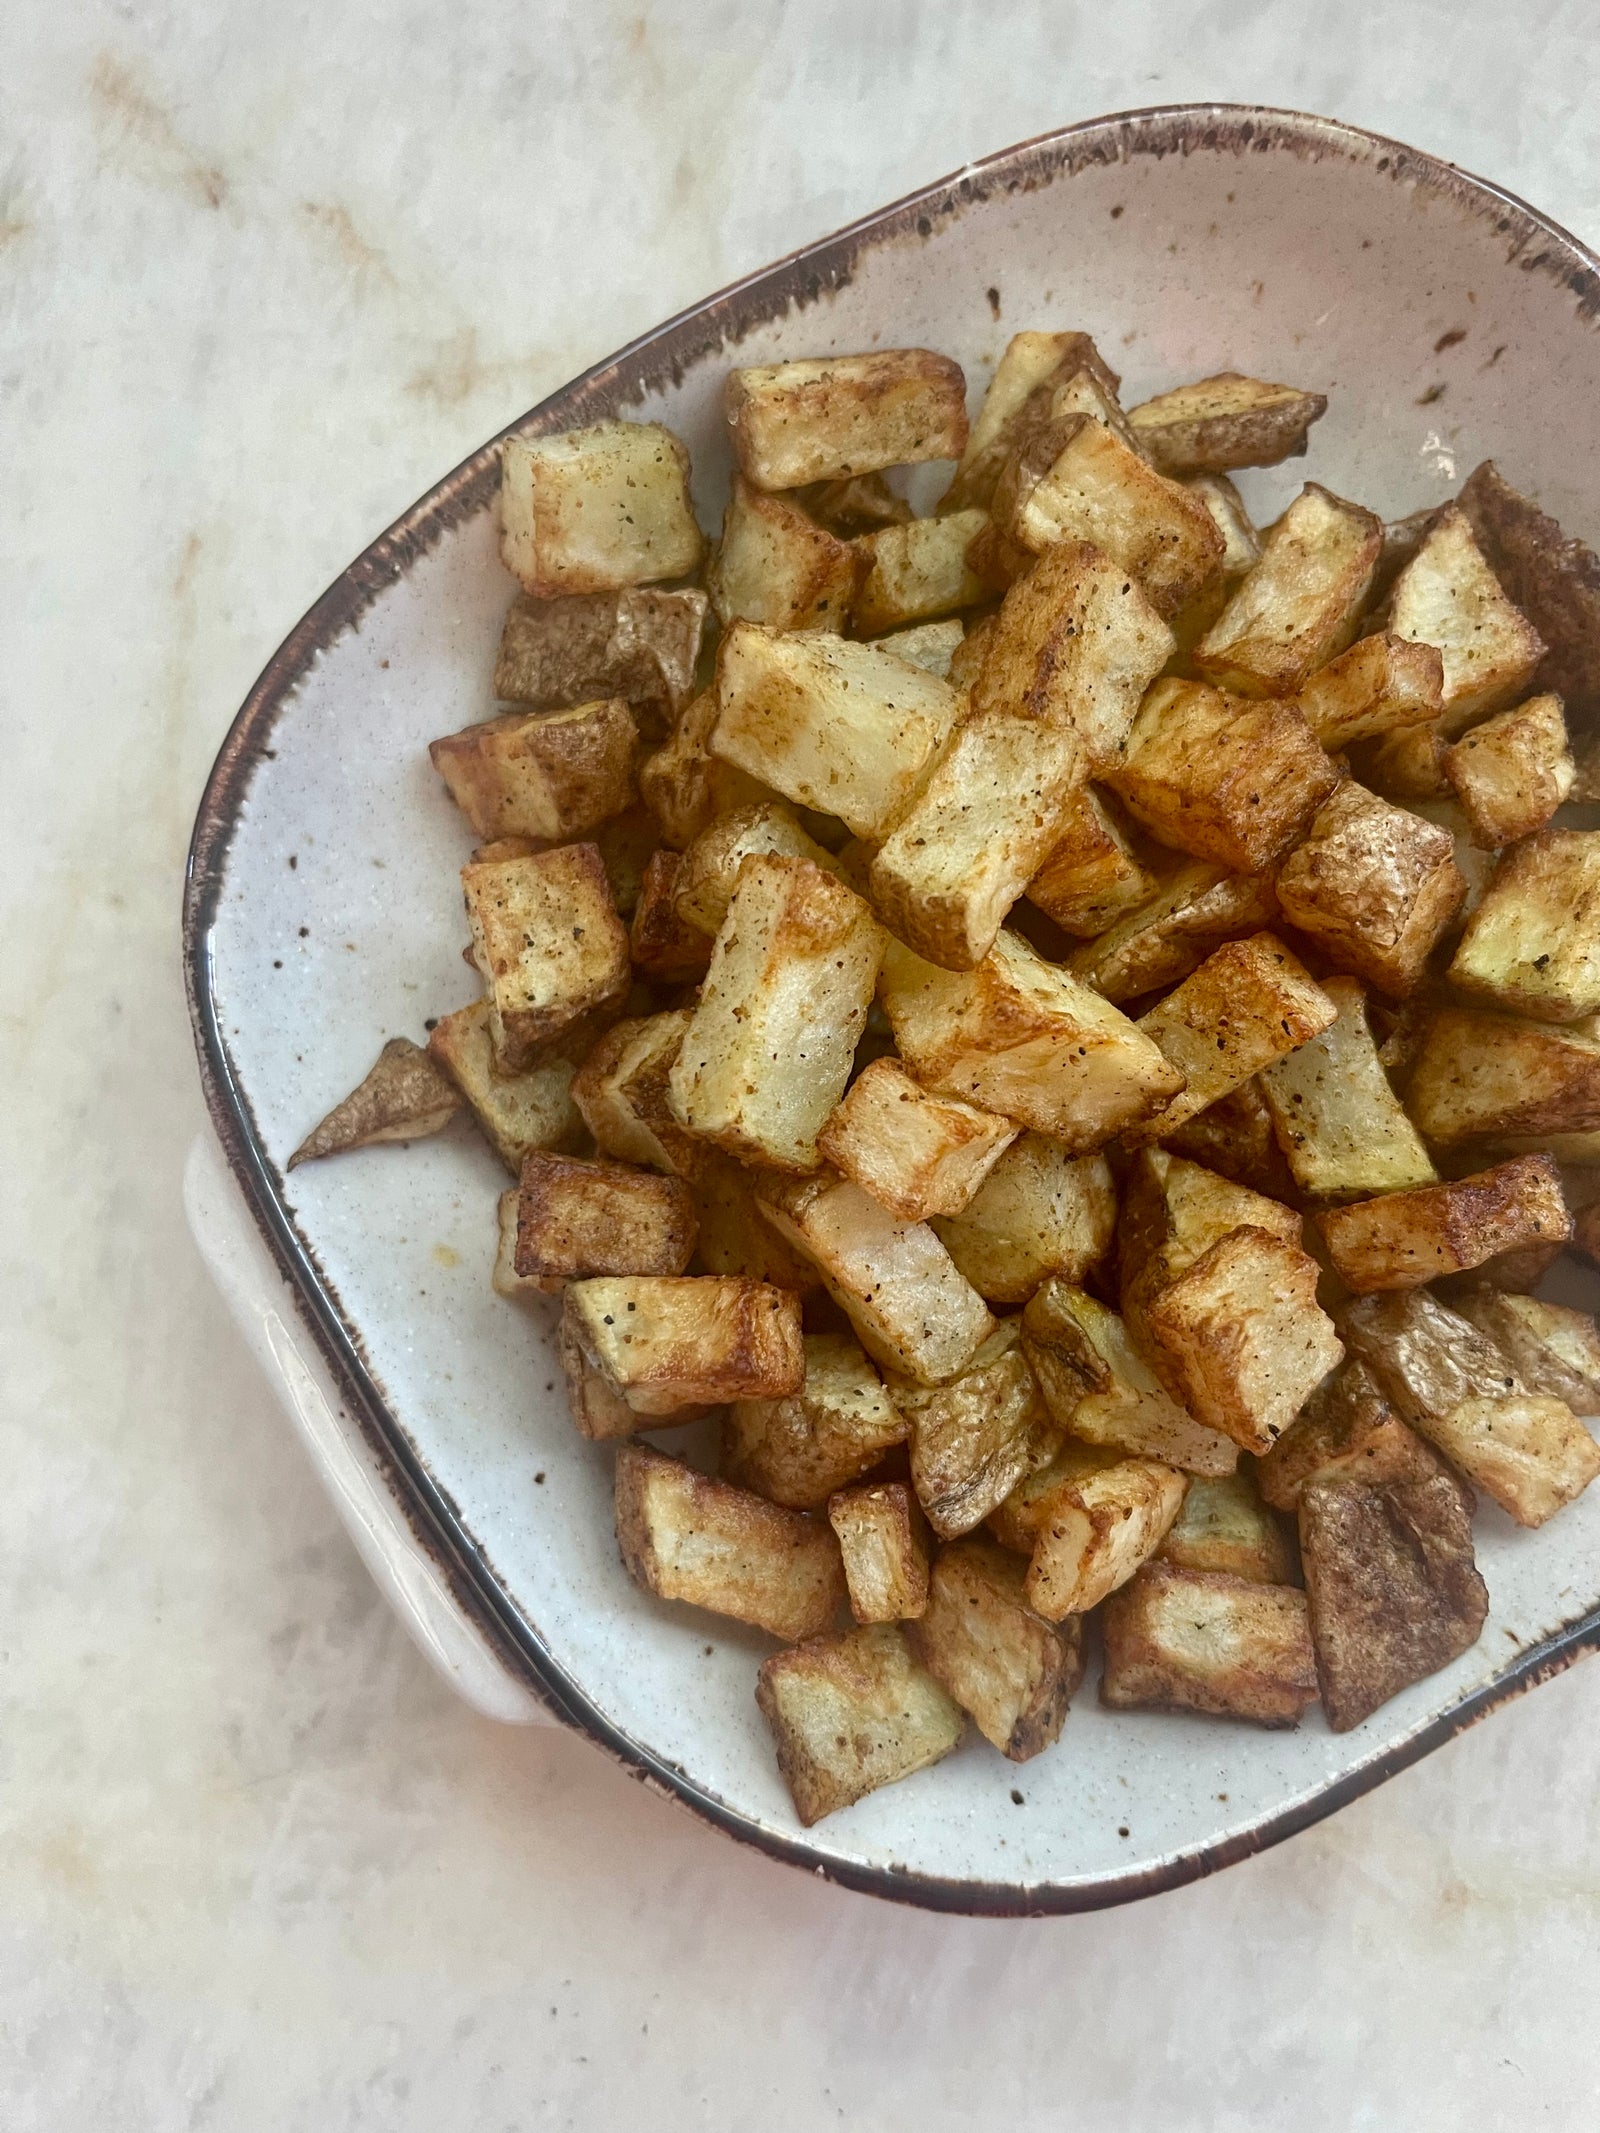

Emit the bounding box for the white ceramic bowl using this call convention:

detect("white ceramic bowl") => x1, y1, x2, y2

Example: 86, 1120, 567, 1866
185, 105, 1600, 1913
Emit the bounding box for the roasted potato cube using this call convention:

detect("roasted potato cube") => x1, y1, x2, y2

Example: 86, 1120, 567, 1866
637, 687, 768, 851
1441, 693, 1573, 848
492, 586, 708, 718
1026, 787, 1161, 938
615, 1444, 842, 1640
1448, 829, 1600, 1021
968, 540, 1175, 770
868, 715, 1084, 970
673, 802, 844, 939
895, 1321, 1055, 1538
500, 420, 703, 596
1157, 1470, 1293, 1583
1451, 1290, 1600, 1412
816, 1057, 1017, 1222
1458, 459, 1600, 716
289, 1037, 461, 1168
1355, 721, 1450, 802
1129, 932, 1336, 1143
1317, 1154, 1570, 1293
792, 471, 912, 535
1022, 1456, 1188, 1621
687, 1150, 822, 1292
828, 1483, 931, 1623
1099, 1563, 1318, 1725
755, 1622, 963, 1825
947, 612, 997, 690
427, 999, 583, 1171
1067, 861, 1279, 1004
570, 1009, 696, 1173
628, 850, 712, 984
1195, 483, 1382, 699
1108, 678, 1340, 872
1164, 1076, 1297, 1202
511, 1151, 697, 1291
853, 509, 989, 633
722, 1330, 904, 1509
707, 475, 862, 633
866, 616, 967, 678
1018, 1280, 1240, 1476
726, 350, 968, 490
879, 929, 1183, 1149
986, 1440, 1119, 1551
913, 1537, 1084, 1758
710, 623, 961, 839
667, 856, 882, 1172
1390, 504, 1545, 734
1299, 1469, 1488, 1731
1343, 1289, 1600, 1526
563, 1274, 803, 1433
1256, 1357, 1443, 1511
1259, 977, 1437, 1198
430, 701, 638, 844
756, 1172, 995, 1386
1127, 372, 1327, 476
1295, 631, 1445, 748
1121, 1144, 1302, 1275
930, 1136, 1115, 1304
944, 329, 1121, 511
1404, 1003, 1600, 1146
1273, 781, 1466, 998
462, 844, 631, 1070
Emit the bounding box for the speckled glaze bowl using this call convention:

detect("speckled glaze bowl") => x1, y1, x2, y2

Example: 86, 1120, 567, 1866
184, 106, 1600, 1914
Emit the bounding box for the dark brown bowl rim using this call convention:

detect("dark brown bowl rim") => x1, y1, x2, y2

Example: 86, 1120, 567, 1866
183, 101, 1600, 1916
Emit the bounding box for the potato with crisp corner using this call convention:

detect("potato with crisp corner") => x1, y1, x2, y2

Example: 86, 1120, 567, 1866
570, 1009, 697, 1173
1157, 1470, 1293, 1584
828, 1483, 930, 1623
1067, 861, 1279, 1004
1316, 1154, 1570, 1294
1022, 1454, 1189, 1621
431, 700, 638, 844
726, 350, 968, 490
914, 1538, 1085, 1759
511, 1151, 697, 1291
1451, 1289, 1600, 1411
723, 1330, 904, 1509
637, 688, 767, 851
673, 802, 844, 939
1256, 1357, 1444, 1512
1404, 1003, 1600, 1147
1127, 372, 1327, 475
1458, 459, 1600, 715
1100, 1562, 1319, 1725
493, 586, 708, 718
562, 1274, 804, 1439
1026, 787, 1160, 938
1390, 503, 1545, 733
895, 1320, 1056, 1539
1164, 1077, 1297, 1202
1259, 977, 1437, 1199
427, 999, 583, 1172
853, 510, 990, 633
1195, 483, 1382, 698
707, 475, 863, 633
1442, 693, 1573, 848
1448, 829, 1600, 1021
291, 1037, 461, 1168
817, 1057, 1017, 1223
463, 844, 631, 1070
1273, 781, 1466, 998
930, 1135, 1115, 1304
500, 421, 703, 596
944, 329, 1121, 512
1295, 632, 1444, 749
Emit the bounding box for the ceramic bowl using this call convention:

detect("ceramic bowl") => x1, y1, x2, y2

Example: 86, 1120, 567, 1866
184, 105, 1600, 1914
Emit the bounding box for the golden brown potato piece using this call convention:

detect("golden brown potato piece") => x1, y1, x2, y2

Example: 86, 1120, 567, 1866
865, 616, 967, 679
687, 1151, 822, 1292
817, 1057, 1017, 1223
828, 1482, 931, 1623
500, 421, 703, 596
1406, 1003, 1600, 1146
492, 586, 708, 718
879, 930, 1183, 1150
723, 1331, 904, 1509
1451, 1290, 1600, 1411
430, 701, 638, 844
1195, 484, 1382, 698
1066, 862, 1280, 1005
1343, 1289, 1600, 1526
986, 1440, 1118, 1551
1022, 1456, 1189, 1620
710, 623, 962, 839
462, 844, 631, 1070
853, 510, 989, 633
427, 999, 583, 1172
615, 1444, 843, 1640
1448, 829, 1600, 1022
896, 1321, 1055, 1539
1299, 1469, 1488, 1731
755, 1171, 995, 1386
1273, 781, 1466, 998
1317, 1154, 1570, 1294
1099, 1563, 1319, 1724
968, 540, 1175, 770
1108, 678, 1340, 873
1441, 693, 1573, 849
1128, 933, 1336, 1143
637, 687, 768, 851
1390, 504, 1545, 734
1026, 787, 1161, 938
930, 1135, 1115, 1304
913, 1537, 1085, 1758
1157, 1470, 1293, 1584
570, 1009, 696, 1173
511, 1150, 697, 1291
673, 802, 844, 939
1356, 721, 1450, 803
562, 1275, 804, 1437
755, 1621, 963, 1825
1457, 459, 1600, 717
727, 351, 968, 490
628, 850, 713, 984
1258, 977, 1437, 1199
1127, 372, 1327, 476
289, 1037, 461, 1169
1256, 1357, 1444, 1511
1163, 1077, 1297, 1202
1295, 632, 1444, 748
944, 329, 1121, 512
1169, 473, 1263, 651
707, 475, 863, 633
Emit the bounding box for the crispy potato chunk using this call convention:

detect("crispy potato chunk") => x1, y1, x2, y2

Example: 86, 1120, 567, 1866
1343, 1289, 1600, 1526
986, 1440, 1118, 1551
673, 802, 843, 938
756, 1622, 963, 1825
1449, 829, 1600, 1021
1317, 1154, 1570, 1294
1127, 372, 1327, 476
1100, 1563, 1319, 1725
511, 1151, 697, 1291
570, 1009, 695, 1173
289, 1037, 461, 1168
817, 1057, 1017, 1222
1273, 781, 1466, 998
723, 1330, 904, 1509
500, 421, 702, 596
930, 1136, 1115, 1304
968, 540, 1175, 770
1026, 787, 1160, 938
1259, 977, 1437, 1198
913, 1537, 1084, 1758
563, 1275, 804, 1437
1164, 1077, 1297, 1201
687, 1151, 822, 1292
427, 999, 582, 1172
1357, 721, 1450, 803
1256, 1357, 1444, 1511
462, 845, 630, 1070
493, 587, 708, 718
1109, 678, 1340, 872
1157, 1470, 1293, 1583
1023, 1456, 1189, 1620
869, 716, 1083, 969
853, 510, 989, 633
710, 623, 962, 839
1452, 1290, 1600, 1411
756, 1172, 995, 1386
1018, 1280, 1239, 1475
726, 351, 968, 490
828, 1483, 931, 1623
880, 930, 1183, 1149
431, 701, 638, 843
667, 856, 882, 1172
1390, 504, 1545, 734
1129, 933, 1336, 1143
866, 616, 967, 678
627, 850, 712, 984
1442, 693, 1573, 848
1458, 459, 1600, 716
1295, 632, 1444, 748
1405, 1003, 1600, 1146
707, 476, 863, 632
896, 1321, 1055, 1538
616, 1444, 843, 1640
1067, 861, 1279, 1004
637, 688, 768, 850
1195, 484, 1382, 698
944, 329, 1121, 512
1300, 1469, 1488, 1730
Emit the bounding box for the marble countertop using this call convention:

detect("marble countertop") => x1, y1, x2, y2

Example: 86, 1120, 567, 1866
8, 3, 1600, 2125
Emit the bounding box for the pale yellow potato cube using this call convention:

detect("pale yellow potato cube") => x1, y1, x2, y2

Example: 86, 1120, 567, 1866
864, 616, 967, 678
673, 802, 844, 938
1316, 1153, 1571, 1293
913, 1537, 1084, 1759
1442, 692, 1574, 848
570, 1009, 696, 1174
945, 329, 1121, 511
1451, 1291, 1600, 1412
1449, 829, 1600, 1021
1295, 631, 1445, 748
707, 475, 863, 633
1100, 1563, 1318, 1725
722, 1330, 904, 1510
430, 700, 638, 843
462, 844, 631, 1070
1405, 1003, 1600, 1146
1022, 1456, 1189, 1621
427, 999, 583, 1172
1259, 977, 1437, 1199
816, 1056, 1017, 1222
1194, 483, 1382, 697
930, 1135, 1115, 1304
727, 350, 968, 490
637, 687, 767, 851
1157, 1470, 1293, 1584
500, 420, 703, 596
853, 509, 989, 633
828, 1483, 931, 1623
1390, 503, 1546, 734
510, 1150, 697, 1291
563, 1274, 804, 1432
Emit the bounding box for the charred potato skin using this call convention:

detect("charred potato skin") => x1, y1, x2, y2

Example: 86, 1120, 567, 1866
1127, 372, 1328, 477
722, 1331, 905, 1512
289, 1037, 461, 1168
500, 421, 703, 597
492, 586, 708, 718
1458, 459, 1600, 717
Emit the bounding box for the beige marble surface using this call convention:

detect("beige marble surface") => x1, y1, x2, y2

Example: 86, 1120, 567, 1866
7, 3, 1600, 2125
